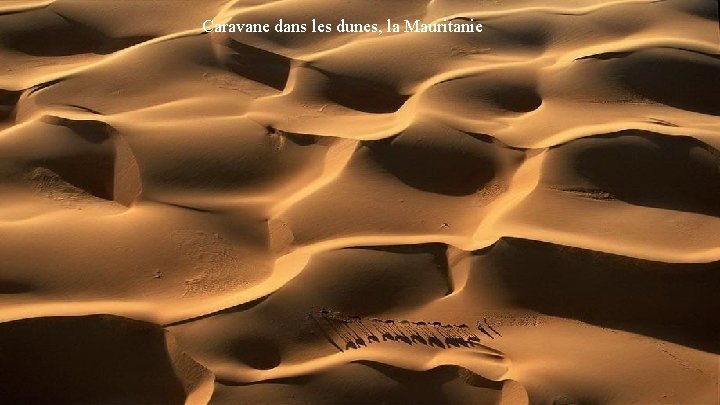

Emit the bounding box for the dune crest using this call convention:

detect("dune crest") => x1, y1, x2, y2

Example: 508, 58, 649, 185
0, 0, 718, 403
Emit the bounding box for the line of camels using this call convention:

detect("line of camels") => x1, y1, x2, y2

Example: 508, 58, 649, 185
309, 309, 502, 351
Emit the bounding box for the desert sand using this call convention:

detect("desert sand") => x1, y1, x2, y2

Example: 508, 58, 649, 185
0, 0, 719, 404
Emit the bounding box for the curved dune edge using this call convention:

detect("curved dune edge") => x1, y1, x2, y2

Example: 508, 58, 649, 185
212, 346, 508, 384
0, 315, 216, 404
1, 231, 717, 328
1, 0, 719, 403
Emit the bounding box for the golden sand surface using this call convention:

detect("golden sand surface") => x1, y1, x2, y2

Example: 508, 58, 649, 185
0, 0, 718, 403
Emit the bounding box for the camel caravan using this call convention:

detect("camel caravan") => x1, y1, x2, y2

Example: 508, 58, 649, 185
308, 309, 502, 351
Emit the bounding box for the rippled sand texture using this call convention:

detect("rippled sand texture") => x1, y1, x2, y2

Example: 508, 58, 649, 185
1, 0, 719, 403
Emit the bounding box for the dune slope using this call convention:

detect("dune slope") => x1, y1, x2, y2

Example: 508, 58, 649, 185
0, 0, 718, 404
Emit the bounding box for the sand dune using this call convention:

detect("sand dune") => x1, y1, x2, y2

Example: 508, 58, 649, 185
0, 0, 718, 403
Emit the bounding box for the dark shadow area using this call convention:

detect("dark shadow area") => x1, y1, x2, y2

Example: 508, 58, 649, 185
0, 280, 32, 294
475, 237, 720, 353
353, 244, 452, 294
276, 247, 450, 316
225, 39, 291, 91
231, 337, 281, 370
216, 373, 315, 387
576, 52, 632, 60
609, 48, 720, 115
576, 51, 632, 61
27, 117, 140, 207
284, 132, 318, 146
1, 12, 151, 56
312, 66, 409, 113
39, 152, 116, 201
364, 130, 500, 196
164, 296, 267, 327
0, 315, 189, 404
27, 78, 64, 96
671, 0, 719, 23
40, 115, 114, 143
0, 88, 21, 121
482, 23, 549, 49
488, 84, 542, 112
547, 130, 720, 217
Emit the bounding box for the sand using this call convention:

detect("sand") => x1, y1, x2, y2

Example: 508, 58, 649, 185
0, 0, 718, 403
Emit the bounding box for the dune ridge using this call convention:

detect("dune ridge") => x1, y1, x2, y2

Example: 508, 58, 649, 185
1, 0, 719, 403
